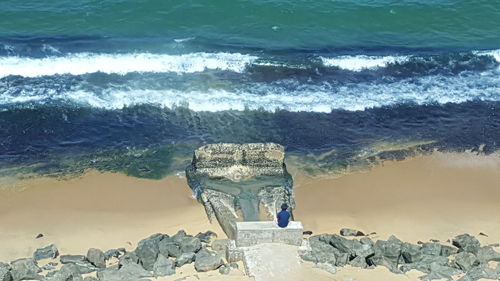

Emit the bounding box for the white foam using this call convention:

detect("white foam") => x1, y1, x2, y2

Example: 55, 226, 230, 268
0, 52, 258, 78
320, 55, 409, 71
474, 49, 500, 62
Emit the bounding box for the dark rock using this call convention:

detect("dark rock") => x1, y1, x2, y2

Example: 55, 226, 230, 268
33, 245, 59, 261
229, 262, 239, 269
60, 255, 87, 264
46, 264, 83, 281
218, 265, 230, 275
0, 262, 12, 281
366, 255, 400, 273
400, 255, 450, 274
478, 232, 488, 237
159, 239, 181, 258
360, 237, 374, 246
430, 239, 440, 243
475, 246, 500, 264
104, 249, 122, 260
440, 245, 458, 257
194, 249, 223, 272
401, 243, 423, 264
300, 236, 336, 264
195, 231, 217, 243
340, 228, 365, 237
371, 238, 402, 267
35, 234, 43, 239
153, 254, 175, 277
42, 263, 56, 271
452, 234, 481, 254
117, 263, 152, 278
419, 263, 462, 281
421, 243, 442, 256
87, 248, 106, 269
179, 237, 202, 254
175, 253, 195, 267
10, 258, 42, 281
172, 230, 188, 244
303, 231, 313, 235
320, 235, 355, 256
118, 252, 139, 268
457, 265, 499, 281
351, 240, 374, 258
97, 263, 152, 281
349, 256, 368, 268
454, 252, 479, 271
135, 240, 159, 271
138, 233, 167, 248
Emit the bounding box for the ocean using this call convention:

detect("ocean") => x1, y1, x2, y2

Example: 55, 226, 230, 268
0, 0, 499, 180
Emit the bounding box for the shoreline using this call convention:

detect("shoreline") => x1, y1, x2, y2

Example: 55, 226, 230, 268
1, 151, 499, 280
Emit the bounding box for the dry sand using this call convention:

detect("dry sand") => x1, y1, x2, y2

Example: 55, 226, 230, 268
0, 151, 499, 281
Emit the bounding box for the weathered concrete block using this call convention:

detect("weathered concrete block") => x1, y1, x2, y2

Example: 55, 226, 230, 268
235, 221, 303, 247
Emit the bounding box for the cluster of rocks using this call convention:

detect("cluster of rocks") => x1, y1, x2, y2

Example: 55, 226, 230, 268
0, 230, 240, 281
300, 232, 500, 281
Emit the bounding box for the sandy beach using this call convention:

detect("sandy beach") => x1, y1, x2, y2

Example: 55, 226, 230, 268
0, 151, 499, 280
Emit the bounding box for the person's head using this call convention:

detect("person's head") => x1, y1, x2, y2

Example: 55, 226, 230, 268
281, 203, 288, 210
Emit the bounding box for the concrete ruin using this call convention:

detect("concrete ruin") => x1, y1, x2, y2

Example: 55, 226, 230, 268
185, 143, 294, 239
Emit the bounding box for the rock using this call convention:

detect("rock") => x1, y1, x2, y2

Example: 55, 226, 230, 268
349, 256, 368, 268
87, 248, 106, 269
172, 230, 187, 244
179, 237, 202, 254
42, 262, 57, 271
367, 255, 400, 273
457, 265, 499, 281
0, 262, 12, 281
211, 239, 232, 251
33, 245, 59, 261
369, 238, 403, 271
59, 255, 96, 274
401, 243, 423, 264
45, 264, 83, 281
421, 243, 442, 256
97, 263, 152, 281
153, 254, 175, 277
452, 234, 481, 254
117, 263, 152, 278
60, 255, 87, 264
135, 239, 160, 271
159, 239, 181, 258
351, 240, 375, 258
175, 253, 195, 267
340, 228, 365, 237
320, 235, 355, 256
10, 258, 42, 281
440, 245, 458, 257
194, 249, 224, 272
315, 262, 337, 274
218, 265, 230, 275
35, 234, 43, 239
360, 237, 374, 245
195, 231, 217, 243
104, 249, 122, 260
419, 263, 462, 281
454, 252, 479, 271
138, 233, 168, 248
229, 262, 239, 269
300, 236, 336, 264
475, 246, 500, 264
118, 252, 139, 268
303, 231, 313, 235
83, 277, 98, 281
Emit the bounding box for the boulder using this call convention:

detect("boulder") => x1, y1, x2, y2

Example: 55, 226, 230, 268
45, 264, 83, 281
83, 277, 98, 281
457, 265, 499, 281
194, 249, 224, 272
454, 252, 479, 272
195, 231, 217, 243
118, 252, 139, 268
117, 263, 152, 278
10, 258, 42, 281
87, 248, 106, 269
33, 245, 59, 261
97, 264, 151, 281
320, 235, 355, 257
159, 238, 181, 258
172, 230, 187, 244
175, 253, 195, 267
452, 234, 481, 254
401, 243, 423, 264
421, 243, 442, 256
300, 236, 336, 265
0, 262, 12, 281
138, 233, 167, 248
349, 256, 369, 268
104, 249, 123, 260
367, 255, 400, 273
58, 255, 97, 274
218, 265, 231, 275
340, 228, 365, 237
135, 239, 159, 271
152, 254, 175, 277
351, 240, 375, 258
475, 246, 500, 264
419, 263, 462, 281
440, 245, 458, 257
179, 236, 202, 254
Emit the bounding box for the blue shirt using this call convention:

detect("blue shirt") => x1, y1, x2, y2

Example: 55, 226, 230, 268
277, 210, 291, 228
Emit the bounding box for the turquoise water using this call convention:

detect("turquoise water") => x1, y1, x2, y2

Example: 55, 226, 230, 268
1, 0, 499, 48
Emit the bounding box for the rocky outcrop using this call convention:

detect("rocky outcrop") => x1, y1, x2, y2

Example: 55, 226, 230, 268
87, 249, 106, 269
10, 258, 42, 281
300, 233, 500, 281
186, 143, 294, 238
0, 262, 12, 281
33, 245, 59, 261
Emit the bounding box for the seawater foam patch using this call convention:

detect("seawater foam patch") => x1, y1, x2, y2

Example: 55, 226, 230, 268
0, 52, 258, 78
320, 55, 409, 71
474, 49, 500, 62
2, 70, 498, 112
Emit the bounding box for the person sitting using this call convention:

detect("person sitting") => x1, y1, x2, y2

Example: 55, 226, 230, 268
277, 203, 291, 228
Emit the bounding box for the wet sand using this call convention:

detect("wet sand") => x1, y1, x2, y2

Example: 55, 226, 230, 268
0, 151, 499, 280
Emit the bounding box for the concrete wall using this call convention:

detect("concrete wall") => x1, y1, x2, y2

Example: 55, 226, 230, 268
235, 221, 303, 247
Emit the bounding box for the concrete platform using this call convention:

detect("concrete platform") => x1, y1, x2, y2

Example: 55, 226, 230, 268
235, 221, 303, 247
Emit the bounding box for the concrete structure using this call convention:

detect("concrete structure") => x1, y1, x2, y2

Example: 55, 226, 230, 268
235, 221, 304, 247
